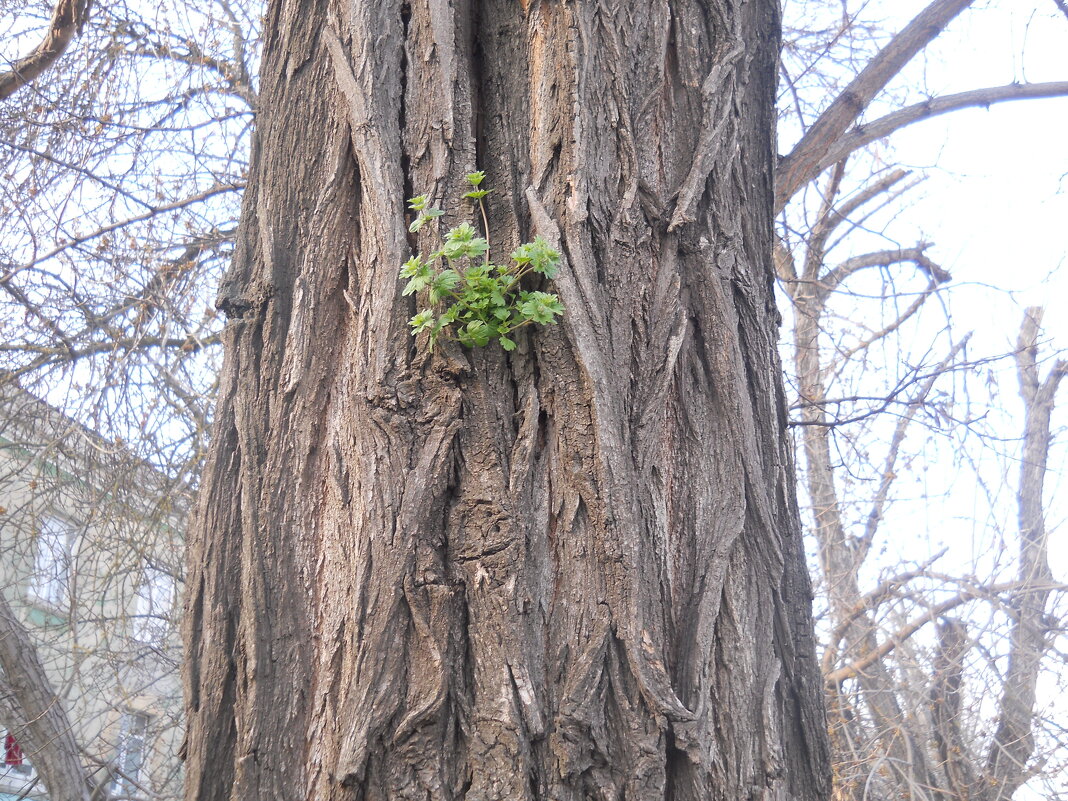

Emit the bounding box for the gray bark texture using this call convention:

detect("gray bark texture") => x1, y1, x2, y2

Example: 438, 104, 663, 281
182, 1, 830, 800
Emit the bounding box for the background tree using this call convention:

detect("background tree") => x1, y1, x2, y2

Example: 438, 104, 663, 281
1, 0, 258, 469
775, 2, 1068, 798
0, 384, 188, 801
776, 168, 1068, 797
1, 0, 256, 798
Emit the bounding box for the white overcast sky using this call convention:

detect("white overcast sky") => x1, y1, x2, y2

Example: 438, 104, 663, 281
882, 2, 1068, 348
885, 2, 1068, 570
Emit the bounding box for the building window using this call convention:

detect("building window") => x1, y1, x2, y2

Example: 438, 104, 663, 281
109, 711, 150, 799
132, 567, 175, 645
28, 517, 76, 609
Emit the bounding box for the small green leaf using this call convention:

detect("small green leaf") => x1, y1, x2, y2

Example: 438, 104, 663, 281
464, 264, 490, 281
401, 261, 433, 295
529, 236, 561, 277
465, 237, 489, 259
435, 269, 460, 291
447, 222, 478, 243
400, 174, 563, 353
409, 309, 434, 333
429, 270, 460, 303
519, 291, 564, 324
463, 320, 492, 347
403, 275, 429, 296
444, 234, 489, 260
510, 243, 533, 265
442, 240, 466, 260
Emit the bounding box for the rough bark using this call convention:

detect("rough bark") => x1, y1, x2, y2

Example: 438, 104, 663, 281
183, 2, 830, 800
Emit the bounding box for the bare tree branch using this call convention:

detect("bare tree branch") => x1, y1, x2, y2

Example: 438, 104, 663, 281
126, 37, 257, 108
0, 183, 243, 286
0, 0, 92, 100
813, 82, 1068, 179
984, 307, 1066, 799
855, 336, 969, 565
930, 618, 979, 799
819, 245, 951, 297
824, 581, 1064, 686
776, 0, 977, 211
800, 161, 847, 281
820, 168, 913, 244
820, 551, 948, 676
0, 333, 220, 359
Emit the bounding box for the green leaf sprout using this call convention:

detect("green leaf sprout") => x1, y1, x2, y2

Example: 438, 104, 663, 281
401, 174, 564, 351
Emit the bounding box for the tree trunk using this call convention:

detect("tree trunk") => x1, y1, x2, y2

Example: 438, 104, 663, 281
0, 592, 91, 801
182, 2, 830, 800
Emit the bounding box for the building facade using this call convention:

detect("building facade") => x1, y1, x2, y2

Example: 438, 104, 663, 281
0, 386, 186, 801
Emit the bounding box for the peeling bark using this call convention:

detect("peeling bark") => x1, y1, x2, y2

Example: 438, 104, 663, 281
183, 2, 830, 800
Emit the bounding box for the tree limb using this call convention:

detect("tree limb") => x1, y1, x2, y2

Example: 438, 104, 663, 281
0, 183, 243, 286
983, 308, 1066, 798
853, 338, 968, 568
812, 82, 1068, 180
0, 0, 92, 101
930, 618, 979, 798
776, 0, 977, 211
819, 245, 951, 297
820, 552, 947, 676
821, 169, 913, 246
824, 581, 1063, 686
0, 592, 92, 801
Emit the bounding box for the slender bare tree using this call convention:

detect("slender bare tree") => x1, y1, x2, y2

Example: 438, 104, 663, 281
4, 0, 1066, 799
773, 6, 1068, 795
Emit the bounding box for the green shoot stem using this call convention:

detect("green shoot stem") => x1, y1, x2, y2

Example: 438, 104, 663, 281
507, 318, 536, 332
477, 197, 492, 265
